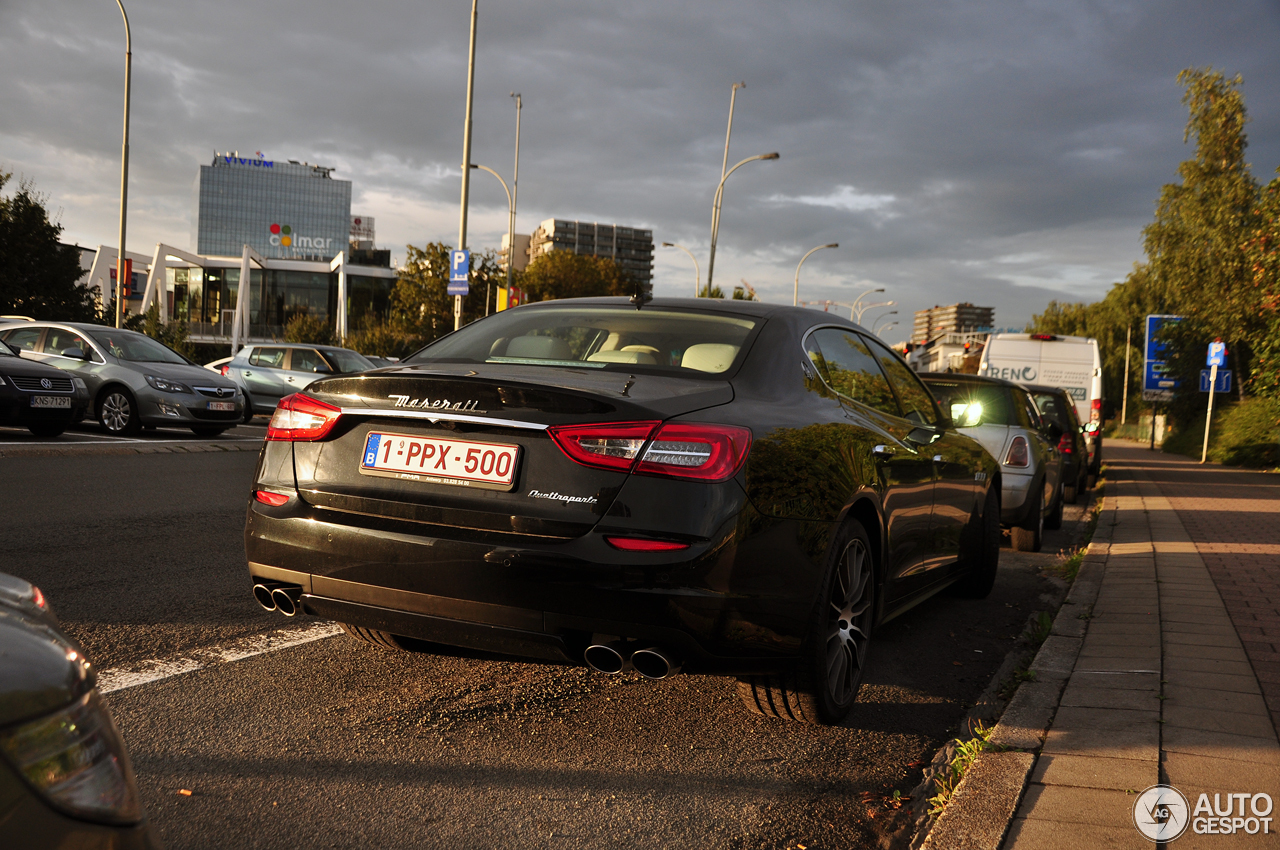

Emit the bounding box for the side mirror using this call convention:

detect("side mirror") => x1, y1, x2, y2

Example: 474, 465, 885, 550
313, 364, 333, 374
62, 347, 87, 360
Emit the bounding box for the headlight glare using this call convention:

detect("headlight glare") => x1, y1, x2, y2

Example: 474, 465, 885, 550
0, 690, 142, 824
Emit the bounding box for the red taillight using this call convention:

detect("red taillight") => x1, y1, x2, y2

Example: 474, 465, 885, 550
31, 586, 47, 610
1058, 434, 1073, 454
635, 422, 752, 482
548, 420, 752, 482
266, 393, 342, 441
1005, 435, 1030, 468
220, 365, 231, 376
604, 537, 690, 552
1091, 399, 1102, 410
254, 490, 291, 506
547, 421, 661, 472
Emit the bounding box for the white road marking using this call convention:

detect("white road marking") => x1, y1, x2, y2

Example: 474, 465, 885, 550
97, 622, 343, 694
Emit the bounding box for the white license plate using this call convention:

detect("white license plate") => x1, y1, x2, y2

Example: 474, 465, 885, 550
207, 401, 236, 411
31, 396, 71, 409
360, 431, 520, 490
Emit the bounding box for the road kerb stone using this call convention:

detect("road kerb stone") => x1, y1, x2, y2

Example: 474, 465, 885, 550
921, 752, 1036, 850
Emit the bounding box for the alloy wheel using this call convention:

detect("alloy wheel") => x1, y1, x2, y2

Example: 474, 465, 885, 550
101, 392, 132, 432
825, 536, 874, 705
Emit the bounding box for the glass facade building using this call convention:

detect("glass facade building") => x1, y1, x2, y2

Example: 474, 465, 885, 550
195, 155, 351, 261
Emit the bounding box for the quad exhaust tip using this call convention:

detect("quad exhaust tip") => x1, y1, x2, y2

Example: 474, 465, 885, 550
252, 583, 277, 611
271, 587, 302, 617
631, 647, 681, 680
583, 643, 631, 675
583, 643, 681, 678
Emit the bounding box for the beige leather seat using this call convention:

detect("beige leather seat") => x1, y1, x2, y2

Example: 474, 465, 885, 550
505, 336, 573, 360
587, 349, 657, 365
681, 344, 739, 373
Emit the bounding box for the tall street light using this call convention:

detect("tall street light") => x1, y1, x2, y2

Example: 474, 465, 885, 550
454, 0, 479, 331
114, 0, 132, 329
876, 321, 899, 339
856, 299, 895, 324
661, 243, 700, 297
792, 243, 838, 306
508, 92, 521, 312
706, 152, 779, 292
469, 164, 511, 317
872, 311, 898, 334
849, 287, 885, 323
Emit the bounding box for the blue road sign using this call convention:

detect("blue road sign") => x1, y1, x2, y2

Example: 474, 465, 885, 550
1207, 341, 1227, 367
448, 249, 470, 296
1199, 369, 1232, 393
1142, 314, 1183, 401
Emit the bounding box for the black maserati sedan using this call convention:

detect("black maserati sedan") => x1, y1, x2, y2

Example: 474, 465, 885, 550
244, 298, 1000, 725
0, 340, 90, 437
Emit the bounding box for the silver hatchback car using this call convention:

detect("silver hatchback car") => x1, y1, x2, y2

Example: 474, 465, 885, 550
224, 342, 375, 418
921, 372, 1064, 552
0, 321, 244, 437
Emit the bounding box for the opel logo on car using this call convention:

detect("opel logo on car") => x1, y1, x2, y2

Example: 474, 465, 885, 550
40, 378, 52, 389
217, 387, 226, 397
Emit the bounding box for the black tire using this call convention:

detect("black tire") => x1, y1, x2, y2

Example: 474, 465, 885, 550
952, 486, 1001, 598
97, 387, 142, 436
1010, 485, 1043, 552
738, 519, 875, 725
27, 422, 66, 438
1087, 472, 1098, 489
191, 426, 227, 438
1064, 468, 1079, 505
1045, 482, 1064, 531
341, 623, 416, 651
242, 392, 256, 423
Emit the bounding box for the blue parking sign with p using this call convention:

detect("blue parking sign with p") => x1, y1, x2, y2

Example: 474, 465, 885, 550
1207, 341, 1227, 367
448, 249, 470, 296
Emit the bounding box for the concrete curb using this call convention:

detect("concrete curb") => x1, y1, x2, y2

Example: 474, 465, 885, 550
918, 491, 1111, 850
0, 440, 262, 458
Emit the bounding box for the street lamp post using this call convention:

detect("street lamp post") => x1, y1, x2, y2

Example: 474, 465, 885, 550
455, 0, 479, 331
706, 152, 779, 292
850, 287, 885, 323
876, 321, 899, 338
469, 164, 512, 317
792, 243, 838, 306
114, 0, 132, 329
661, 242, 700, 297
856, 299, 895, 324
872, 311, 898, 334
508, 92, 521, 313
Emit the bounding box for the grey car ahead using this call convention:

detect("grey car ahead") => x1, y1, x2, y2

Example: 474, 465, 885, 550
920, 372, 1064, 552
226, 342, 375, 418
0, 321, 243, 437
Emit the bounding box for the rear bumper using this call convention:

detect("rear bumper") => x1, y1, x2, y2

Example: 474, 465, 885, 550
1000, 471, 1035, 524
245, 495, 818, 675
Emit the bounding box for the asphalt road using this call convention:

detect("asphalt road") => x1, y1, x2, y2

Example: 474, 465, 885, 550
1, 440, 1089, 850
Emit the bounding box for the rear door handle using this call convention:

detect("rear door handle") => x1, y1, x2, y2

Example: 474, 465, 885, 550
872, 445, 895, 459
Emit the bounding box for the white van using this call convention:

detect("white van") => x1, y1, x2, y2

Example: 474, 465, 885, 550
978, 333, 1103, 481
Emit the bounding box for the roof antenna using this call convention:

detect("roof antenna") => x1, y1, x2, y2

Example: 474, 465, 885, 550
629, 281, 652, 310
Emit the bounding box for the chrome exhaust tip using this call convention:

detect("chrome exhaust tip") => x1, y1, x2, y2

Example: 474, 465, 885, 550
270, 587, 302, 617
631, 647, 681, 680
252, 583, 277, 612
584, 643, 631, 675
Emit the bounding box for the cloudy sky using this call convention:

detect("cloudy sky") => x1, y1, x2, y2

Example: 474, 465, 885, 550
3, 0, 1279, 336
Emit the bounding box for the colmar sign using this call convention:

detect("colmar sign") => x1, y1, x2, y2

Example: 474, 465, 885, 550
268, 223, 333, 251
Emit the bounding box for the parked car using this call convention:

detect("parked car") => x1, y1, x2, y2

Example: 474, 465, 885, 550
203, 356, 233, 374
0, 340, 91, 437
226, 343, 375, 419
919, 372, 1064, 552
979, 333, 1103, 484
1025, 383, 1091, 504
0, 572, 160, 848
363, 355, 400, 369
0, 321, 243, 437
244, 298, 1001, 726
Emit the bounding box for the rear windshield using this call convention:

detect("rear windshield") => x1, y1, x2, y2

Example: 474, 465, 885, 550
84, 328, 188, 364
324, 348, 375, 373
924, 380, 1017, 427
406, 305, 760, 375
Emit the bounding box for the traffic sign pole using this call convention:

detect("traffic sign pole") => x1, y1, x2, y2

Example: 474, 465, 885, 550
1201, 363, 1217, 463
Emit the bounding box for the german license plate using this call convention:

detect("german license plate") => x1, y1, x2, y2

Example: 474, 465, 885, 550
207, 401, 236, 411
360, 431, 519, 490
31, 396, 71, 409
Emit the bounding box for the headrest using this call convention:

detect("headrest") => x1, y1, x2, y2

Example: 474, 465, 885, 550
505, 335, 573, 360
681, 344, 739, 373
586, 350, 657, 365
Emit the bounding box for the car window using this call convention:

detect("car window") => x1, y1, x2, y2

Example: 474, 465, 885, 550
84, 329, 188, 364
44, 328, 99, 362
322, 348, 374, 373
406, 305, 759, 375
808, 328, 900, 416
250, 347, 287, 368
290, 348, 327, 373
1031, 392, 1071, 430
861, 335, 938, 426
4, 327, 42, 352
1014, 389, 1042, 430
922, 380, 1018, 427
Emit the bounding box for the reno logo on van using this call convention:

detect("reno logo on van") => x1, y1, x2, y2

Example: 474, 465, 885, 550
987, 365, 1037, 382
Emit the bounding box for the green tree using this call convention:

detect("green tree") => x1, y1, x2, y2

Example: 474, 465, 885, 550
518, 250, 633, 302
1243, 170, 1280, 395
697, 283, 725, 299
0, 173, 97, 320
284, 313, 337, 346
391, 242, 500, 341
343, 317, 424, 360
123, 302, 195, 361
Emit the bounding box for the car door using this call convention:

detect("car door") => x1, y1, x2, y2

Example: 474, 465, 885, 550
1016, 388, 1062, 508
283, 347, 332, 393
241, 346, 291, 407
808, 328, 935, 598
37, 327, 110, 393
2, 326, 44, 356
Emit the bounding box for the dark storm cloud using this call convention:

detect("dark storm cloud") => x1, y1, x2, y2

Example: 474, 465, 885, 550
2, 0, 1278, 331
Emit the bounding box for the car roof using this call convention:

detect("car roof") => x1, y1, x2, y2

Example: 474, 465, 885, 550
1022, 383, 1073, 396
918, 371, 1019, 389
243, 342, 361, 353
512, 296, 828, 322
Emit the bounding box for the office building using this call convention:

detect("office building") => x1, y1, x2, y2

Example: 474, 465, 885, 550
526, 219, 654, 287
911, 302, 994, 343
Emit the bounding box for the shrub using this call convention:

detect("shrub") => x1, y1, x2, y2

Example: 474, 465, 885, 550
284, 313, 336, 346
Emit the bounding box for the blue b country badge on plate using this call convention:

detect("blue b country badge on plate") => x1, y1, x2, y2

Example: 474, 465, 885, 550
363, 433, 382, 467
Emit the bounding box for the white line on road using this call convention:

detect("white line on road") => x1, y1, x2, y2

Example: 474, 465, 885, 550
97, 622, 343, 694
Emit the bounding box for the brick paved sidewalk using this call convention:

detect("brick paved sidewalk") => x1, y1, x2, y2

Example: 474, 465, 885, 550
1001, 440, 1280, 849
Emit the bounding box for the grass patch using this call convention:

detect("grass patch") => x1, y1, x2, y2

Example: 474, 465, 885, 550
928, 722, 997, 816
1161, 397, 1280, 468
